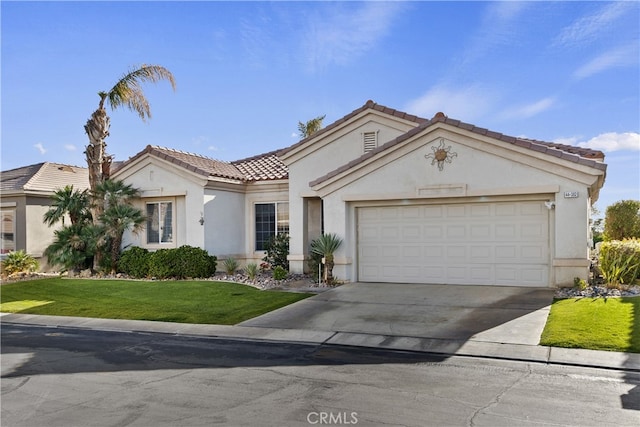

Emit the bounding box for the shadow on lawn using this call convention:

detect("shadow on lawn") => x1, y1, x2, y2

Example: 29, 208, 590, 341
620, 297, 640, 411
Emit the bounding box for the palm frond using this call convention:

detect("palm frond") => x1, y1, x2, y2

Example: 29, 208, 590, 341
107, 64, 176, 120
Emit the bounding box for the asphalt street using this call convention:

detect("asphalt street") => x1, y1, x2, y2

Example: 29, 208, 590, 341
2, 324, 639, 426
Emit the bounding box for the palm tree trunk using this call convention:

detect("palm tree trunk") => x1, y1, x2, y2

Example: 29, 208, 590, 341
325, 254, 334, 285
84, 98, 111, 271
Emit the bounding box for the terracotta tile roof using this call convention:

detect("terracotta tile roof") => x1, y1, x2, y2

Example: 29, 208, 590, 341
1, 162, 89, 194
278, 100, 428, 157
119, 145, 287, 182
310, 110, 607, 187
232, 150, 288, 181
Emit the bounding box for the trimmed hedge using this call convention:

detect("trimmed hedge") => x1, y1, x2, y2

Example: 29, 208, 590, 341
119, 245, 217, 279
599, 239, 640, 286
118, 246, 150, 278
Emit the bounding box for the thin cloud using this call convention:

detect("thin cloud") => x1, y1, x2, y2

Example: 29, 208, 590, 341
64, 144, 76, 151
404, 85, 497, 122
303, 2, 404, 72
34, 143, 46, 155
573, 42, 639, 79
461, 2, 530, 64
570, 132, 640, 152
553, 2, 634, 48
499, 97, 556, 120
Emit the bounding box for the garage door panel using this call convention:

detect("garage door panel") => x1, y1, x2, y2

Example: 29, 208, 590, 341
358, 200, 549, 286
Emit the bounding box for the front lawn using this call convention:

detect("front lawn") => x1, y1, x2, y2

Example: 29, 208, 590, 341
540, 297, 640, 353
0, 278, 313, 324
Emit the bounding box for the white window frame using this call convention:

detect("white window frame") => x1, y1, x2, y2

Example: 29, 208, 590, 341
1, 209, 16, 254
146, 201, 174, 246
255, 201, 289, 251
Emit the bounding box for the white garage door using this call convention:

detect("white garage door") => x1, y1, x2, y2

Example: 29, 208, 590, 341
358, 201, 549, 286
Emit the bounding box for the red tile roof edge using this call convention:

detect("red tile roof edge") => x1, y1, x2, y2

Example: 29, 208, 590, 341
310, 112, 607, 187
277, 100, 428, 157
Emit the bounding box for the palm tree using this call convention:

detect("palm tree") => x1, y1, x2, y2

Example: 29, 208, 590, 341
44, 223, 96, 273
84, 64, 176, 196
98, 203, 146, 274
298, 115, 326, 139
310, 233, 343, 285
92, 179, 144, 273
43, 185, 92, 227
92, 179, 139, 211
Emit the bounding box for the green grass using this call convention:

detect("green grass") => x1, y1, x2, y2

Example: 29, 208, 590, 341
0, 278, 313, 325
540, 297, 640, 353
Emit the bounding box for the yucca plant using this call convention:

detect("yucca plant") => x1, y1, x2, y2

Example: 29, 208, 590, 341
223, 257, 239, 275
1, 250, 40, 275
310, 233, 343, 285
246, 263, 258, 280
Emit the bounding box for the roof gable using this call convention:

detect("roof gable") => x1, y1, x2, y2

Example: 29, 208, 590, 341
310, 112, 606, 187
278, 100, 428, 160
115, 145, 288, 183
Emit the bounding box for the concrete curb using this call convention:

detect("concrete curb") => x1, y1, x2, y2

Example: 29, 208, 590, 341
2, 313, 639, 372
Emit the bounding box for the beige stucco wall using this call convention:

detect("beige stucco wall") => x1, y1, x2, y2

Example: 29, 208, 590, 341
117, 158, 207, 252
286, 112, 419, 273
288, 123, 603, 287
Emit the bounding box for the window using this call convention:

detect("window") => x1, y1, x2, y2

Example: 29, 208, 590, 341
1, 210, 15, 254
146, 202, 173, 244
255, 202, 289, 251
363, 131, 377, 153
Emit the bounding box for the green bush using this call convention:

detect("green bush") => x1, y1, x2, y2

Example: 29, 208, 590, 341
118, 246, 150, 278
599, 239, 640, 287
604, 200, 640, 241
1, 250, 39, 275
272, 265, 288, 280
262, 233, 290, 270
223, 257, 239, 275
148, 245, 217, 279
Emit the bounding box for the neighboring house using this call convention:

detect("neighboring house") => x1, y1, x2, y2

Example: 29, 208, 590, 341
114, 100, 606, 287
0, 162, 89, 268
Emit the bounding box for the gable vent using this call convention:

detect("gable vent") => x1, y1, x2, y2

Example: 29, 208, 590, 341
363, 131, 377, 153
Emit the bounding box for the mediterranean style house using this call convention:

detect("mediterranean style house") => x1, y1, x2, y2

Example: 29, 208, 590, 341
112, 101, 606, 287
0, 162, 89, 268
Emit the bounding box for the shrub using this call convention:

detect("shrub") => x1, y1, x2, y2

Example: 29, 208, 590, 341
599, 239, 640, 287
223, 257, 239, 275
118, 246, 150, 278
148, 245, 217, 279
573, 277, 587, 290
604, 200, 640, 241
272, 265, 288, 280
306, 251, 323, 283
262, 233, 290, 270
1, 250, 39, 275
246, 263, 258, 280
174, 245, 217, 279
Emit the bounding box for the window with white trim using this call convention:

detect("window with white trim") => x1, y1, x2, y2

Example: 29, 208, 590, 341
255, 202, 289, 251
363, 131, 377, 153
146, 201, 173, 244
1, 209, 15, 254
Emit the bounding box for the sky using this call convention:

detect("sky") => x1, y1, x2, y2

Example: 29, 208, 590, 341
1, 0, 639, 213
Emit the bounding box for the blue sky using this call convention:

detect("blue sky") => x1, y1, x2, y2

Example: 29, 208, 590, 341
2, 1, 638, 213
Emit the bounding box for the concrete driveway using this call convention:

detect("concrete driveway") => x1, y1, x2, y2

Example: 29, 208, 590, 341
240, 282, 556, 346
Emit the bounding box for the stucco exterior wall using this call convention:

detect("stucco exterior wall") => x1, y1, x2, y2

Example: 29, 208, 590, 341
305, 128, 602, 286
203, 188, 245, 259
119, 160, 206, 252
287, 115, 418, 273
